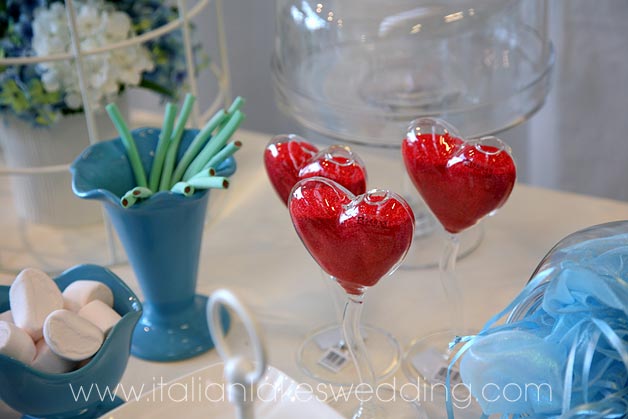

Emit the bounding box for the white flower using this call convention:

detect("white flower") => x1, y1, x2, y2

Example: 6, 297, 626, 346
32, 0, 155, 111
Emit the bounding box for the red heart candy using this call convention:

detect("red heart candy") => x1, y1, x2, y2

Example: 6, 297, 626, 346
298, 145, 367, 197
289, 177, 414, 295
402, 118, 516, 234
264, 136, 367, 205
264, 135, 318, 204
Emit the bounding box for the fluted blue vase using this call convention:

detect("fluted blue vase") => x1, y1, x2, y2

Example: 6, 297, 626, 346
71, 127, 232, 362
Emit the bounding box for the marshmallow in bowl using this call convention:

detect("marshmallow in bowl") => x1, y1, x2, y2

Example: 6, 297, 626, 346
62, 280, 114, 312
43, 309, 104, 362
78, 300, 121, 335
0, 311, 13, 324
31, 339, 76, 374
0, 321, 36, 365
9, 268, 64, 340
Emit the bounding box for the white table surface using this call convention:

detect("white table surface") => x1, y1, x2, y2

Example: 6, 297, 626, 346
1, 129, 627, 418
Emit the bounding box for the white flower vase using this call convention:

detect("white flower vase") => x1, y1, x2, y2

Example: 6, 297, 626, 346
0, 98, 128, 227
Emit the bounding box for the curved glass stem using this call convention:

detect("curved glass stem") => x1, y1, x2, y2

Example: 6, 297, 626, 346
440, 233, 463, 336
342, 293, 377, 419
323, 271, 346, 330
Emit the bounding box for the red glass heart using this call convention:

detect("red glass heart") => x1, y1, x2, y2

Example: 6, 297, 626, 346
402, 118, 516, 234
264, 134, 318, 204
264, 136, 367, 205
289, 177, 414, 295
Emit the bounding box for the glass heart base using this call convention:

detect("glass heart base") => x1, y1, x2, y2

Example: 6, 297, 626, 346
297, 323, 401, 387
403, 330, 484, 418
402, 329, 473, 386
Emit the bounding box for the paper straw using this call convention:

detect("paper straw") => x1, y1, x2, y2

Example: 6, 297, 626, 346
120, 193, 137, 208
130, 186, 153, 198
182, 111, 245, 181
203, 140, 242, 172
190, 168, 217, 180
217, 96, 246, 131
170, 109, 228, 186
188, 176, 230, 190
171, 182, 195, 197
159, 94, 196, 191
149, 103, 177, 191
227, 96, 245, 115
105, 103, 147, 188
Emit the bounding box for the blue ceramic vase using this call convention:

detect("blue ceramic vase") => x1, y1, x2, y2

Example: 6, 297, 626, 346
0, 264, 142, 419
71, 128, 233, 362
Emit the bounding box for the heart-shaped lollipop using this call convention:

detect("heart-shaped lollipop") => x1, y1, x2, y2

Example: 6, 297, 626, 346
402, 118, 516, 234
289, 177, 414, 295
264, 134, 318, 204
264, 135, 367, 205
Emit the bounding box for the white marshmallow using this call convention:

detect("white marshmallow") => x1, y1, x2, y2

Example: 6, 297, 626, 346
31, 339, 76, 374
78, 300, 121, 335
62, 281, 114, 312
0, 311, 13, 324
9, 268, 64, 340
43, 309, 104, 362
0, 321, 36, 365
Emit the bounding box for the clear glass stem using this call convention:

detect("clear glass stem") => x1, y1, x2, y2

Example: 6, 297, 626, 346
323, 271, 346, 327
342, 293, 377, 419
439, 233, 463, 336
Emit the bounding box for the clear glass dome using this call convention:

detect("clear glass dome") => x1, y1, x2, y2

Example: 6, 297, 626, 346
273, 0, 554, 146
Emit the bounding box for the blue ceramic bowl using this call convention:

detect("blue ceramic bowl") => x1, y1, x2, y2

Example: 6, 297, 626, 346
0, 264, 142, 419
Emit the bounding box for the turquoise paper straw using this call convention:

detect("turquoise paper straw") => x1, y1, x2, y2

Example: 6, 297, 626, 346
149, 103, 177, 191
170, 109, 228, 186
159, 94, 196, 191
182, 111, 245, 181
105, 103, 147, 188
188, 176, 229, 189
129, 186, 153, 198
203, 140, 242, 172
171, 182, 195, 197
227, 96, 245, 115
120, 192, 137, 208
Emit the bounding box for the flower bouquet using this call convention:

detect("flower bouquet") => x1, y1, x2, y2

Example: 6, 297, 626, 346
0, 0, 198, 124
0, 0, 204, 226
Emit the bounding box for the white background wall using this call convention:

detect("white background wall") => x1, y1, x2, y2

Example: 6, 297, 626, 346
217, 0, 628, 202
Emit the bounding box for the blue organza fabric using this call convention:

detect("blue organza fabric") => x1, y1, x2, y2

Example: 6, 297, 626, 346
450, 228, 628, 418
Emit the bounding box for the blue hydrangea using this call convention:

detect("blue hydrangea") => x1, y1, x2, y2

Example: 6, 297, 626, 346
0, 0, 203, 127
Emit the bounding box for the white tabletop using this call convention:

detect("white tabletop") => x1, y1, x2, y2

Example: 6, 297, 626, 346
1, 129, 627, 417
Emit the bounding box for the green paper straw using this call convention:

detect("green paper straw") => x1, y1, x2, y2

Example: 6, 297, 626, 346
120, 193, 137, 208
188, 176, 229, 190
217, 96, 246, 131
202, 140, 242, 172
105, 103, 147, 188
149, 103, 177, 191
171, 182, 195, 197
227, 96, 245, 115
182, 111, 245, 181
159, 94, 196, 191
170, 109, 228, 186
190, 168, 217, 180
129, 186, 153, 199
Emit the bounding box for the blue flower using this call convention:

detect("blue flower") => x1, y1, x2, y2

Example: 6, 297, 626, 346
0, 0, 203, 127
